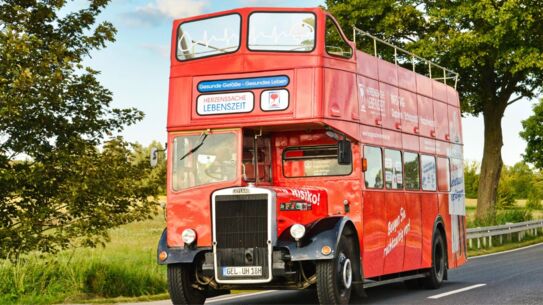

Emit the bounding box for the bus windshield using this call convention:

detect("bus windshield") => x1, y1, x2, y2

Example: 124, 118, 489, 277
172, 132, 238, 190
177, 14, 241, 61
248, 12, 316, 52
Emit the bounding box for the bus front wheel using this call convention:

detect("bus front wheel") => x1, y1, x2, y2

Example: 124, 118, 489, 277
167, 264, 206, 305
316, 235, 354, 305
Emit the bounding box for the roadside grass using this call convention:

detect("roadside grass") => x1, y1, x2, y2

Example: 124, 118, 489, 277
465, 198, 543, 227
0, 214, 168, 305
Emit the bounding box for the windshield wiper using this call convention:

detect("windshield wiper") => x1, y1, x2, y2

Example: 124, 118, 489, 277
180, 133, 208, 161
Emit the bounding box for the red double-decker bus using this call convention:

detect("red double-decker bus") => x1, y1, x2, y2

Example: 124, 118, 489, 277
156, 7, 467, 305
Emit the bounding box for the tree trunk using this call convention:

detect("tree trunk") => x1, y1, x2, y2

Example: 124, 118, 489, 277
476, 105, 506, 222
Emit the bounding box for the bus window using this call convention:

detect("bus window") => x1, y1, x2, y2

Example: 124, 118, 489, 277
248, 12, 316, 52
325, 17, 353, 58
364, 146, 383, 188
283, 145, 352, 177
437, 157, 450, 191
404, 152, 420, 190
177, 14, 241, 61
384, 149, 403, 189
421, 155, 437, 191
242, 135, 272, 182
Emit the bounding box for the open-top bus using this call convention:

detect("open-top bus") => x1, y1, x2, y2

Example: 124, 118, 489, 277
156, 7, 467, 305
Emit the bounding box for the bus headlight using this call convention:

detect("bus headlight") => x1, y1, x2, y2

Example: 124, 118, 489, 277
182, 228, 197, 245
290, 224, 306, 241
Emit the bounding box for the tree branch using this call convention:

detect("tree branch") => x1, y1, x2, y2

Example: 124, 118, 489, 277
506, 95, 524, 106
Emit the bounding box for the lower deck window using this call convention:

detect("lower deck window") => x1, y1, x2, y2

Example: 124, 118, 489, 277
283, 145, 352, 177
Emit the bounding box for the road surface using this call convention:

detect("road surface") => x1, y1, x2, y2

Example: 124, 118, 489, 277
123, 243, 543, 305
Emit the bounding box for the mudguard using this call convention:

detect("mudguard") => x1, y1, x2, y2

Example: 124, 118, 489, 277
157, 229, 211, 265
277, 216, 355, 261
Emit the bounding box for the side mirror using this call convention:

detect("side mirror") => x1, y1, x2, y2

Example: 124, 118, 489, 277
150, 148, 158, 167
337, 139, 352, 165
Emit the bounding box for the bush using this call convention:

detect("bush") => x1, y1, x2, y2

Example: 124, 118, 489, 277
495, 209, 533, 225
526, 190, 542, 210
497, 178, 516, 209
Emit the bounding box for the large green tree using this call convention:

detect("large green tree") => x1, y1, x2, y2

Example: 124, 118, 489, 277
327, 0, 543, 220
521, 99, 543, 170
0, 1, 160, 259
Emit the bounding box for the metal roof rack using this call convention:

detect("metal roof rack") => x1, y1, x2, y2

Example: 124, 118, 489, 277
353, 27, 459, 89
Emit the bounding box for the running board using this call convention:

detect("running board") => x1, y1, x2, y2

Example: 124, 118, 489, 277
362, 273, 428, 288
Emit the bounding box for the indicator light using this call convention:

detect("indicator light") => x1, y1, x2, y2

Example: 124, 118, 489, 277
321, 245, 332, 256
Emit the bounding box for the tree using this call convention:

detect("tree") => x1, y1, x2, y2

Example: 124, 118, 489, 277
132, 141, 167, 196
520, 99, 543, 169
464, 161, 480, 199
0, 1, 160, 259
327, 0, 543, 221
508, 162, 534, 199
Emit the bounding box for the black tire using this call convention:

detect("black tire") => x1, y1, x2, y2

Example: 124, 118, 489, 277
422, 231, 447, 289
316, 236, 355, 305
167, 264, 206, 305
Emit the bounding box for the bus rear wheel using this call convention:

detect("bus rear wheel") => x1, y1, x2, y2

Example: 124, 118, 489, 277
167, 264, 206, 305
316, 236, 354, 305
423, 231, 447, 289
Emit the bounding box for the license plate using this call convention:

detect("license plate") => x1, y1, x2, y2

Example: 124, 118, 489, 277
222, 266, 262, 277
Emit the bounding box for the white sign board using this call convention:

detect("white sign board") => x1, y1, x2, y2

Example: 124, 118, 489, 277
449, 157, 466, 216
197, 92, 254, 115
260, 89, 289, 111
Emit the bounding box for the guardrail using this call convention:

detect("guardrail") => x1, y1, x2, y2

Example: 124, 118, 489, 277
466, 219, 543, 249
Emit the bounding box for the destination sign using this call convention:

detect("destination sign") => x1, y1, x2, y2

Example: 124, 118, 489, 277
197, 75, 289, 93
197, 92, 254, 115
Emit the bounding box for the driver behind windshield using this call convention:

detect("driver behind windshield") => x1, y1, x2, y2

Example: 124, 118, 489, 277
203, 138, 236, 182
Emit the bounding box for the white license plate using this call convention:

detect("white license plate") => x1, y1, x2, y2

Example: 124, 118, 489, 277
222, 266, 262, 277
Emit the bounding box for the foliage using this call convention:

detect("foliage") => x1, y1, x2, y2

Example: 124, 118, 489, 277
132, 141, 167, 196
526, 189, 542, 210
464, 161, 479, 199
0, 1, 160, 259
521, 99, 543, 169
327, 0, 543, 221
0, 216, 167, 305
508, 162, 535, 199
495, 209, 533, 225
497, 169, 516, 209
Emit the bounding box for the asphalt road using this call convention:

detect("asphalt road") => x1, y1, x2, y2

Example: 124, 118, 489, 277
126, 243, 543, 305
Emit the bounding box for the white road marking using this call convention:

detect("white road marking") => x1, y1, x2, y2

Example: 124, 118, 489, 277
206, 290, 277, 303
469, 242, 543, 259
428, 284, 486, 299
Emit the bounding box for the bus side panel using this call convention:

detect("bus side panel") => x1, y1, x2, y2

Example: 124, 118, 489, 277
362, 190, 386, 278
420, 193, 438, 268
323, 68, 357, 121
383, 191, 406, 275
403, 192, 422, 271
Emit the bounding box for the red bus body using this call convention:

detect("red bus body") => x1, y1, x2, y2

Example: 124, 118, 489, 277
159, 7, 466, 304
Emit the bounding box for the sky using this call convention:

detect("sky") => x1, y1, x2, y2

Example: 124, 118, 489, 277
77, 0, 537, 166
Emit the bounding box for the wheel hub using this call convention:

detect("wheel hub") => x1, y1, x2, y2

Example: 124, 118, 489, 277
340, 255, 352, 289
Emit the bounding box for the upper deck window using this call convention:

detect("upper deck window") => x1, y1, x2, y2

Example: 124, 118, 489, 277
177, 14, 241, 61
248, 12, 316, 52
325, 17, 352, 58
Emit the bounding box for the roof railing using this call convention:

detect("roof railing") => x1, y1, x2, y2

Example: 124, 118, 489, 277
353, 27, 459, 89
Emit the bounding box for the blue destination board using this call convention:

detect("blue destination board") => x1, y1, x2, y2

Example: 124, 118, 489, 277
198, 75, 289, 93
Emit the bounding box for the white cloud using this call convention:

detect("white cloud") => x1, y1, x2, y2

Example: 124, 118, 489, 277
139, 0, 208, 19
126, 0, 208, 26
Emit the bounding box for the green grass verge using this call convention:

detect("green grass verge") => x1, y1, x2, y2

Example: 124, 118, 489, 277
0, 214, 168, 305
